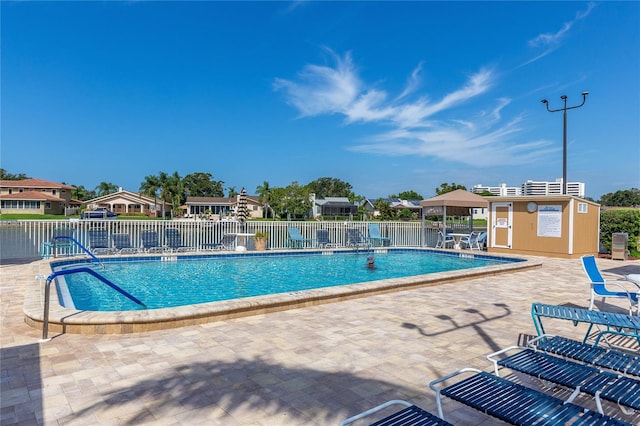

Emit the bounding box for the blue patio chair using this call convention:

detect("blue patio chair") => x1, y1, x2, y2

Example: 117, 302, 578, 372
40, 226, 76, 258
141, 230, 165, 253
111, 233, 140, 254
340, 400, 452, 426
88, 229, 115, 255
286, 227, 314, 248
367, 223, 391, 247
434, 230, 454, 249
316, 229, 339, 248
346, 228, 369, 249
164, 228, 193, 252
582, 255, 639, 315
430, 368, 630, 425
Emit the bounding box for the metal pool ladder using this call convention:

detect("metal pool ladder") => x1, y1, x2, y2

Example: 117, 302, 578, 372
41, 267, 146, 341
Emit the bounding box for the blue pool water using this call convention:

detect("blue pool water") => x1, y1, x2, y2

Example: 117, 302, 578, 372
56, 250, 517, 311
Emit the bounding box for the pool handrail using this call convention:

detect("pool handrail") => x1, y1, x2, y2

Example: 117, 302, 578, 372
42, 267, 146, 341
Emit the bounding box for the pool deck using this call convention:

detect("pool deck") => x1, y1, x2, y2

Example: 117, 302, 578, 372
2, 255, 640, 425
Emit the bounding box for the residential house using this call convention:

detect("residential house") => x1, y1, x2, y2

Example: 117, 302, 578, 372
83, 188, 168, 217
0, 178, 76, 215
183, 195, 263, 220
311, 195, 358, 218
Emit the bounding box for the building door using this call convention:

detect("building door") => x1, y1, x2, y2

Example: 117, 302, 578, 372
491, 202, 513, 248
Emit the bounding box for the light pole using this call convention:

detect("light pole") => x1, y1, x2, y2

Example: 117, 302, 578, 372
541, 91, 589, 195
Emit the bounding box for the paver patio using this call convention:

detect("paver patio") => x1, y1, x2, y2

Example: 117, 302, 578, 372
2, 256, 639, 425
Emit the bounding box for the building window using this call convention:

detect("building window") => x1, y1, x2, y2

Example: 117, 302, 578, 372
577, 203, 588, 214
8, 189, 12, 194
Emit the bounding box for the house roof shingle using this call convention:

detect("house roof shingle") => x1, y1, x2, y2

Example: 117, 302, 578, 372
0, 178, 75, 190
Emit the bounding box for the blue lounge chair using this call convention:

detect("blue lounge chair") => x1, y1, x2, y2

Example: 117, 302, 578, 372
88, 229, 115, 255
164, 228, 192, 252
340, 399, 452, 426
141, 230, 165, 253
111, 233, 140, 254
430, 368, 630, 425
531, 302, 640, 346
582, 255, 639, 315
346, 228, 369, 249
316, 229, 339, 248
487, 345, 640, 414
529, 334, 640, 378
286, 227, 314, 248
367, 223, 391, 247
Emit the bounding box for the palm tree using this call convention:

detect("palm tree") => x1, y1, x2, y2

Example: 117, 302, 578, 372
256, 181, 274, 218
95, 181, 118, 197
140, 174, 161, 218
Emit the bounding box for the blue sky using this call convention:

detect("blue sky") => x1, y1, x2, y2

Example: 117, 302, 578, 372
2, 1, 639, 200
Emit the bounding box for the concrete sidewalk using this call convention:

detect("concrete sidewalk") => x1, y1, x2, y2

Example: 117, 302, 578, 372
2, 256, 639, 425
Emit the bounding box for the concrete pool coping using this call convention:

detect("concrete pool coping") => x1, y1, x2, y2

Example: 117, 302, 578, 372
24, 248, 541, 335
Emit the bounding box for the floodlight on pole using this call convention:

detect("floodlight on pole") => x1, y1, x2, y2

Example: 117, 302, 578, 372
541, 91, 589, 195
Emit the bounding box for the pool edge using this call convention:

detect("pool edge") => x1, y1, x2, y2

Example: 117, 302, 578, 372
24, 252, 541, 335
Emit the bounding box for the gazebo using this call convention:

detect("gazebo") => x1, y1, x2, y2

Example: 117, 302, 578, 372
420, 189, 488, 234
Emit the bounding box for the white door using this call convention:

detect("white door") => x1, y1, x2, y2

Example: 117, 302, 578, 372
491, 202, 513, 249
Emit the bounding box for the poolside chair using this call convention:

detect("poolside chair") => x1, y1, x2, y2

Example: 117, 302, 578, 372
316, 229, 339, 248
88, 229, 115, 255
40, 226, 76, 258
487, 344, 640, 414
164, 228, 193, 252
367, 223, 391, 247
460, 231, 482, 250
434, 230, 454, 249
340, 400, 452, 426
111, 233, 140, 254
141, 230, 165, 253
345, 228, 369, 249
429, 368, 629, 425
202, 233, 236, 251
582, 255, 639, 315
286, 227, 314, 248
477, 231, 487, 250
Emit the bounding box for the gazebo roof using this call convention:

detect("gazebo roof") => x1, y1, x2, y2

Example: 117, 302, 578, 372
420, 189, 487, 208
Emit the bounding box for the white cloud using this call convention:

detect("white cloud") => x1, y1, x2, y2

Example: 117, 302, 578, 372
274, 49, 554, 167
523, 2, 595, 65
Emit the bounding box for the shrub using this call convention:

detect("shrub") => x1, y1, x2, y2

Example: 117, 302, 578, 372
600, 209, 640, 257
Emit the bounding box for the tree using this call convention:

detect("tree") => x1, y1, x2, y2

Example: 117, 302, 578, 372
396, 190, 423, 200
306, 177, 352, 198
139, 174, 162, 217
373, 198, 394, 220
166, 171, 184, 216
70, 185, 96, 201
599, 188, 640, 207
0, 169, 29, 180
227, 186, 238, 198
269, 181, 312, 219
256, 181, 275, 218
435, 182, 467, 196
95, 181, 119, 196
182, 172, 224, 197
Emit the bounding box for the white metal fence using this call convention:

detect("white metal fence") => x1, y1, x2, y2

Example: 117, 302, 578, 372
0, 219, 478, 261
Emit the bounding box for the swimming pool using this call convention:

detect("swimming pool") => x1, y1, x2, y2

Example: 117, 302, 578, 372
56, 250, 519, 311
26, 248, 538, 335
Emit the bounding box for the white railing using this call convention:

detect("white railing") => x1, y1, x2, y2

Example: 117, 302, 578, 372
0, 219, 479, 261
